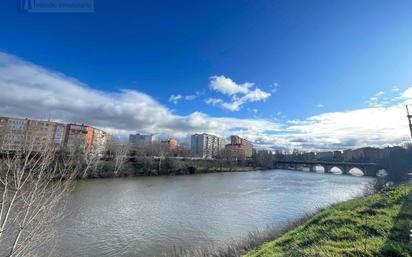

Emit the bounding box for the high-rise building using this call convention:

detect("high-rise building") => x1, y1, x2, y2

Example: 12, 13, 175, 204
191, 133, 225, 159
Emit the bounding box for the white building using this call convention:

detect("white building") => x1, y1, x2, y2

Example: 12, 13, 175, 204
191, 133, 225, 159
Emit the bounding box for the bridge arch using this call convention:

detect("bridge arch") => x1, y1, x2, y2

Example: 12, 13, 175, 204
330, 166, 343, 174
313, 164, 325, 173
376, 169, 388, 177
347, 167, 364, 176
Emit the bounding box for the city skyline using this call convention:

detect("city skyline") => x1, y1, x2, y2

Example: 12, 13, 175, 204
0, 1, 412, 150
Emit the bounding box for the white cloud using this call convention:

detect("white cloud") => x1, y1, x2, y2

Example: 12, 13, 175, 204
209, 75, 252, 95
207, 75, 271, 111
241, 88, 271, 102
375, 91, 385, 97
367, 91, 387, 107
169, 94, 197, 104
401, 87, 412, 100
270, 82, 279, 93
185, 95, 197, 101
205, 98, 223, 106
205, 98, 242, 111
0, 52, 411, 151
221, 101, 243, 112
169, 94, 182, 104
283, 105, 409, 151
392, 86, 400, 92
316, 103, 324, 108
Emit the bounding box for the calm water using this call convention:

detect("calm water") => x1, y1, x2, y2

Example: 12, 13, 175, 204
56, 170, 374, 257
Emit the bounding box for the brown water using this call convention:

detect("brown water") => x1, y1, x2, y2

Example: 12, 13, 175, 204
56, 169, 374, 257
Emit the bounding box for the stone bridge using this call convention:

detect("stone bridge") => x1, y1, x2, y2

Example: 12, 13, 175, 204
275, 160, 379, 177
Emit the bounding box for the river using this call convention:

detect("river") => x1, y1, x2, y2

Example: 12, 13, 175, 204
56, 169, 374, 257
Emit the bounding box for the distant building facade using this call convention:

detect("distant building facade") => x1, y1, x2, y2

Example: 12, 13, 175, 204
129, 133, 154, 145
315, 151, 334, 161
302, 152, 316, 160
225, 135, 253, 160
161, 138, 178, 150
343, 147, 384, 162
0, 117, 29, 151
0, 116, 106, 153
191, 133, 225, 159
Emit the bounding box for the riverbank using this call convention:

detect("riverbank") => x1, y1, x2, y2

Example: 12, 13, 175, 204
245, 181, 412, 257
167, 181, 411, 257
83, 158, 262, 179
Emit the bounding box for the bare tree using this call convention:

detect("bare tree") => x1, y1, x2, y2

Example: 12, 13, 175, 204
82, 152, 100, 178
105, 135, 129, 176
113, 144, 129, 176
0, 131, 83, 256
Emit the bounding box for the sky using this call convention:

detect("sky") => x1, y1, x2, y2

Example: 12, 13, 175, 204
0, 0, 412, 151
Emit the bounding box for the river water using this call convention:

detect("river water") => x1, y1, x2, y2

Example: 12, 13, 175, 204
56, 169, 374, 257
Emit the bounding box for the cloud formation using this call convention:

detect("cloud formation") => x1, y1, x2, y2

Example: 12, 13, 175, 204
207, 75, 271, 111
169, 94, 182, 104
209, 75, 252, 95
0, 52, 279, 141
0, 51, 410, 151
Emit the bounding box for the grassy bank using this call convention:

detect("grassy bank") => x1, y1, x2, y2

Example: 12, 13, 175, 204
245, 182, 412, 257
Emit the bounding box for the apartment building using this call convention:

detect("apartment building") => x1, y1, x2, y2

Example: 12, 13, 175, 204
191, 133, 225, 159
92, 128, 107, 154
224, 135, 253, 160
161, 138, 177, 150
0, 116, 106, 153
0, 117, 29, 150
64, 123, 107, 153
26, 119, 67, 151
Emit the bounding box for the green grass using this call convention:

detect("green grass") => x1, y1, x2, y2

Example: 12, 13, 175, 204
245, 182, 412, 257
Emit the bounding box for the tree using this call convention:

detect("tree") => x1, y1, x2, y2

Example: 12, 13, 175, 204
105, 135, 129, 176
0, 133, 84, 257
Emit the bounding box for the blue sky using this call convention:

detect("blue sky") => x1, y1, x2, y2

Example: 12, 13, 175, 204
0, 0, 412, 150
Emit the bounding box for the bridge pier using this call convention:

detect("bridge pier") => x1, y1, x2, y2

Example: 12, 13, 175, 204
342, 165, 351, 175
309, 164, 316, 172
362, 166, 377, 177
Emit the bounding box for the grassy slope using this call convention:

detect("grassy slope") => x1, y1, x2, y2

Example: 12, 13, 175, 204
245, 182, 412, 257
